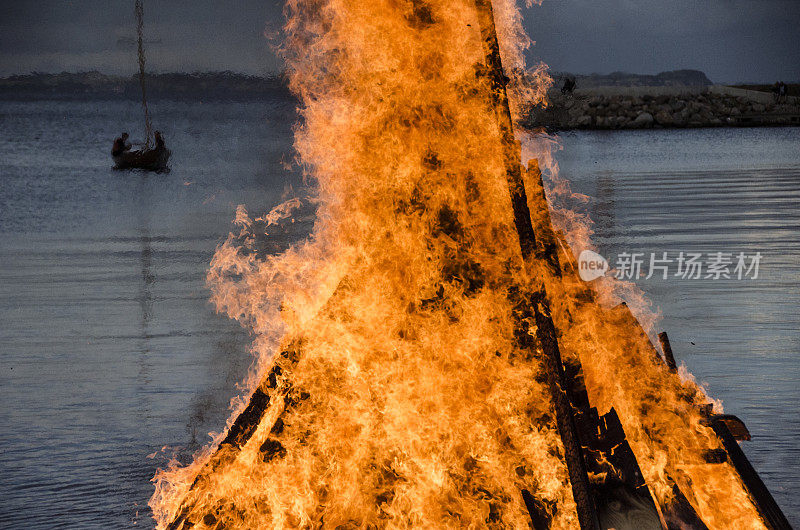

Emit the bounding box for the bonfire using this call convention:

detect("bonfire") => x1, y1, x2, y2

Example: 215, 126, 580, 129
150, 1, 790, 528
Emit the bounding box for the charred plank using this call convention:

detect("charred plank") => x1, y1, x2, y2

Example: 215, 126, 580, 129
473, 1, 600, 527
657, 332, 678, 372
706, 417, 791, 529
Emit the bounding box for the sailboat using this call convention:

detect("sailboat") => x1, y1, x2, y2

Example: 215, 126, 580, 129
113, 0, 171, 172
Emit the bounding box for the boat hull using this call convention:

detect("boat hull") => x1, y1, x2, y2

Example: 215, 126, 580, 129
113, 147, 171, 172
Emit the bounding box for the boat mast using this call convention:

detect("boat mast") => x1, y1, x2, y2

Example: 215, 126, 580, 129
135, 0, 153, 147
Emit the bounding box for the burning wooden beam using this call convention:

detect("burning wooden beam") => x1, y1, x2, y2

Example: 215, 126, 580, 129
473, 1, 600, 528
657, 332, 678, 372
166, 278, 354, 528
166, 342, 301, 530
525, 159, 562, 277
706, 417, 791, 530
561, 351, 711, 530
662, 334, 791, 529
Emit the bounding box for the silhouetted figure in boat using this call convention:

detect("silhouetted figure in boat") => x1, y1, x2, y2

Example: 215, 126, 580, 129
112, 132, 132, 157
154, 130, 165, 150
112, 131, 170, 172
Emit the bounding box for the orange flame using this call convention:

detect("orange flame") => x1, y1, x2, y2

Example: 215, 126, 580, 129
151, 1, 767, 528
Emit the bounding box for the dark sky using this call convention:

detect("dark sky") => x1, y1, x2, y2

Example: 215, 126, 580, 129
1, 0, 798, 83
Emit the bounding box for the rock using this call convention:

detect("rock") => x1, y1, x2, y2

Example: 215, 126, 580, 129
633, 112, 655, 127
655, 110, 674, 126
541, 86, 787, 130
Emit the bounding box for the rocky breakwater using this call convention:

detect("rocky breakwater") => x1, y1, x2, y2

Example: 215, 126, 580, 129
528, 90, 800, 130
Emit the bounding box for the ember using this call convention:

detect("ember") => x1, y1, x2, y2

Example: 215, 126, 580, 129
151, 1, 790, 528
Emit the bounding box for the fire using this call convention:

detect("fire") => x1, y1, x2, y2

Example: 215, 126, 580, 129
151, 0, 768, 528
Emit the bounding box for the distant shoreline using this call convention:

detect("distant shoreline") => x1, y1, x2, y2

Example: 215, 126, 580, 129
4, 71, 799, 131
0, 71, 292, 101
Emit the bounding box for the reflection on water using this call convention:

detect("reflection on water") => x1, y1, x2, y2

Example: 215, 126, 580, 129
0, 100, 798, 527
0, 98, 309, 528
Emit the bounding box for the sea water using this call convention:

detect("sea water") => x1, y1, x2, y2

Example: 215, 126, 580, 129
1, 98, 798, 527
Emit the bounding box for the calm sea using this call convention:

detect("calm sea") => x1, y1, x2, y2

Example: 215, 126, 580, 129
1, 98, 798, 527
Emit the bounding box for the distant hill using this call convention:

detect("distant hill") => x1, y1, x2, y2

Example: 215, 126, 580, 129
0, 71, 293, 101
554, 69, 714, 88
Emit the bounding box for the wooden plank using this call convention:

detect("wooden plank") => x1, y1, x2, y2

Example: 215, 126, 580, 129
167, 278, 354, 529
521, 489, 552, 530
525, 159, 561, 277
167, 343, 301, 530
562, 359, 707, 529
645, 331, 789, 527
706, 417, 792, 530
661, 479, 710, 530
473, 2, 600, 528
657, 332, 678, 372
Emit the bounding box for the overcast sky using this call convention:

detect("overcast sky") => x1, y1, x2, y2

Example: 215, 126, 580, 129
1, 0, 798, 83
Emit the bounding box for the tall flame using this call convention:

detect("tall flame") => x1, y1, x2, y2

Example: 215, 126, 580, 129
151, 1, 767, 528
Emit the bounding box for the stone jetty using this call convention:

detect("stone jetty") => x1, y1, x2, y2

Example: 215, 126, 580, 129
527, 86, 800, 130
